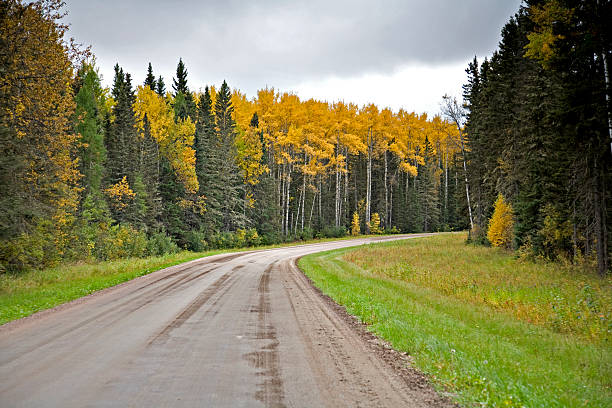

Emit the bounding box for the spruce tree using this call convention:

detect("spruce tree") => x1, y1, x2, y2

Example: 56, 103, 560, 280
144, 62, 156, 91
74, 63, 106, 194
156, 75, 166, 96
418, 137, 440, 232
172, 58, 195, 120
105, 65, 140, 223
172, 58, 189, 95
138, 114, 162, 230
194, 86, 223, 234
215, 80, 246, 231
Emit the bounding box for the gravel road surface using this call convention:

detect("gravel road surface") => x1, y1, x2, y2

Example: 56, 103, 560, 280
0, 234, 454, 407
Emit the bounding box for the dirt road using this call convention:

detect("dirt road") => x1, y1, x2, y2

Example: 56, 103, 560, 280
0, 234, 453, 407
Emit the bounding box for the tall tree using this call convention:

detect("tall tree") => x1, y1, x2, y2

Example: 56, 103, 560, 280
156, 75, 166, 96
144, 62, 156, 91
215, 81, 246, 231
0, 0, 84, 270
194, 86, 223, 234
172, 58, 195, 120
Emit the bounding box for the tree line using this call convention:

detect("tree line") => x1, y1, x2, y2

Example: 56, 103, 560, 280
1, 0, 468, 272
462, 0, 611, 275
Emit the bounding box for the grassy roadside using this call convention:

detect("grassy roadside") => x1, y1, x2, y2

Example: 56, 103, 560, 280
0, 234, 386, 326
299, 234, 612, 407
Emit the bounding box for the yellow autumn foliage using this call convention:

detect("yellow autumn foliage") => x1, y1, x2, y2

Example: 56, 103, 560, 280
105, 176, 135, 210
487, 194, 514, 248
351, 212, 360, 236
134, 86, 198, 193
369, 213, 382, 234
524, 0, 574, 68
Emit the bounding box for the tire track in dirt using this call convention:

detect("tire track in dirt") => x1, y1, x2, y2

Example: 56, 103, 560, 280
0, 261, 221, 366
244, 263, 285, 407
149, 272, 238, 345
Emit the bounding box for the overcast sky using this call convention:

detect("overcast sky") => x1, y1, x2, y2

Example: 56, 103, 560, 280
64, 0, 522, 116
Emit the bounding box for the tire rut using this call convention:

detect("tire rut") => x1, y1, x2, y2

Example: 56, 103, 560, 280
149, 272, 237, 345
244, 263, 285, 408
0, 262, 218, 366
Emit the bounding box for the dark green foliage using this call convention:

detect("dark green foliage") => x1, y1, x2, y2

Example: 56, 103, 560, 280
137, 114, 162, 230
214, 81, 246, 231
74, 63, 106, 194
417, 137, 440, 232
463, 3, 611, 274
144, 62, 156, 91
172, 58, 195, 120
106, 65, 138, 187
318, 226, 347, 238
156, 75, 166, 96
194, 86, 223, 234
172, 58, 189, 95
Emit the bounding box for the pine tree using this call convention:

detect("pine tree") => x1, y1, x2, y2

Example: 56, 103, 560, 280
74, 63, 106, 195
418, 136, 441, 232
172, 58, 195, 120
156, 75, 166, 96
138, 114, 162, 230
144, 62, 156, 91
172, 58, 189, 95
215, 81, 246, 231
194, 86, 223, 234
105, 65, 140, 223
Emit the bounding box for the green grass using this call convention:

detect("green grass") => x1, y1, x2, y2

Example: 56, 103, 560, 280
0, 250, 216, 325
0, 233, 388, 326
299, 233, 612, 407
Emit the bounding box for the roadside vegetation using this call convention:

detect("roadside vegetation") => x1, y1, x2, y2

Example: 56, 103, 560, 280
0, 250, 211, 326
299, 233, 612, 407
0, 233, 389, 326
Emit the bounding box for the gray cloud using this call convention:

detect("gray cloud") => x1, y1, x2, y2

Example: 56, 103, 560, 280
64, 0, 521, 95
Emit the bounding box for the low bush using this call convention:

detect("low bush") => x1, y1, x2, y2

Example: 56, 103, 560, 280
319, 226, 347, 238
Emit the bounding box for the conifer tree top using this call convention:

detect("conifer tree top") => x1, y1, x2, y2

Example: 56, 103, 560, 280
144, 62, 156, 91
156, 75, 165, 96
172, 58, 189, 96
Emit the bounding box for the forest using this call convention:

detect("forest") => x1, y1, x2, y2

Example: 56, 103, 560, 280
0, 0, 469, 273
1, 0, 610, 276
463, 0, 611, 276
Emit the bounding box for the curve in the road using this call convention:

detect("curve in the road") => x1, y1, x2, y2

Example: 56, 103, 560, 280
0, 234, 454, 407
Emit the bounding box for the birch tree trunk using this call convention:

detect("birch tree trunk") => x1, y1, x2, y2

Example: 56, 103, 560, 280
365, 128, 372, 233
285, 162, 291, 236
384, 149, 388, 229
335, 136, 341, 227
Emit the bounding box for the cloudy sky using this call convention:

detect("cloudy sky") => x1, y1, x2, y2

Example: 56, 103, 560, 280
64, 0, 522, 116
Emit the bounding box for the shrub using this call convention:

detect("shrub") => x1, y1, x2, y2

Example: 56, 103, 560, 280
320, 226, 347, 238
245, 228, 261, 246
210, 231, 236, 249
260, 232, 281, 246
148, 231, 180, 255
385, 226, 400, 234
234, 229, 247, 248
101, 224, 147, 260
538, 203, 573, 260
487, 193, 514, 248
368, 213, 382, 234
351, 212, 360, 236
300, 227, 314, 241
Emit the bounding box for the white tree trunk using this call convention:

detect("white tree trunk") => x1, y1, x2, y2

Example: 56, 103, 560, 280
365, 128, 372, 233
